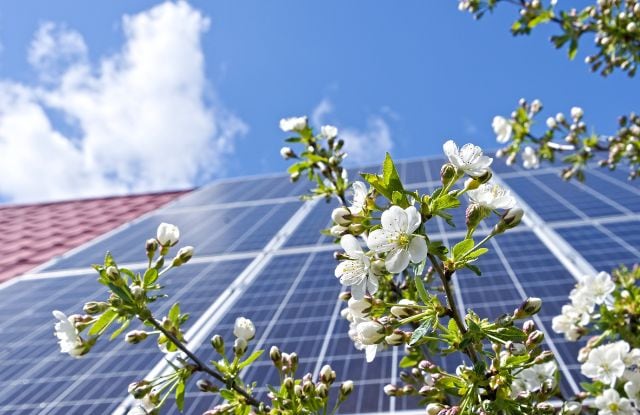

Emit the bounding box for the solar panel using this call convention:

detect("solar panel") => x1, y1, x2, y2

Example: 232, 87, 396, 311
1, 155, 638, 414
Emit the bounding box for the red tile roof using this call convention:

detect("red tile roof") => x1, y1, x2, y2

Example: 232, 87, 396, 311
0, 191, 189, 282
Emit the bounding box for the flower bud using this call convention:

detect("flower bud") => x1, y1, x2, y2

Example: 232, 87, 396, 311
130, 285, 145, 299
513, 297, 542, 319
494, 207, 524, 234
105, 266, 120, 282
339, 380, 354, 401
233, 337, 248, 356
145, 238, 158, 260
383, 384, 398, 396
156, 223, 180, 247
338, 291, 352, 301
348, 297, 372, 319
289, 352, 299, 373
522, 320, 536, 334
293, 384, 303, 397
507, 342, 527, 355
125, 330, 149, 344
546, 117, 556, 129
290, 171, 300, 182
280, 147, 296, 160
197, 379, 218, 392
233, 317, 256, 341
426, 403, 444, 415
331, 207, 352, 226
464, 177, 480, 191
465, 203, 488, 231
270, 345, 282, 366
475, 170, 492, 184
534, 350, 554, 364
570, 106, 584, 120
356, 320, 385, 345
385, 330, 405, 345
211, 335, 224, 354
320, 364, 336, 384
526, 330, 544, 347
440, 163, 457, 187
83, 301, 109, 315
329, 225, 348, 237
348, 223, 365, 235
316, 382, 328, 398
390, 299, 417, 318
128, 380, 151, 399
283, 376, 294, 389
171, 246, 194, 267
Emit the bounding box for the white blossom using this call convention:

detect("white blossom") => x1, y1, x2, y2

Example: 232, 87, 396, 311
624, 371, 640, 408
552, 303, 590, 341
595, 388, 635, 415
515, 361, 557, 393
349, 181, 368, 215
233, 317, 255, 341
522, 146, 540, 169
367, 206, 427, 274
492, 116, 513, 143
546, 117, 557, 129
582, 342, 627, 385
570, 107, 584, 120
467, 182, 516, 210
156, 222, 180, 246
53, 310, 85, 358
128, 395, 157, 415
530, 99, 542, 113
335, 234, 378, 300
280, 146, 294, 159
570, 272, 615, 309
279, 116, 308, 132
348, 297, 371, 319
443, 140, 493, 177
321, 124, 338, 139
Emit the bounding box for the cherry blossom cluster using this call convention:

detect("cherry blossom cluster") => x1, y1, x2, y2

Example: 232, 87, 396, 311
54, 223, 354, 415
458, 0, 640, 77
492, 98, 639, 181
552, 266, 640, 414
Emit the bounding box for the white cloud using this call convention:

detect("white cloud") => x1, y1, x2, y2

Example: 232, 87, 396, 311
0, 1, 247, 203
341, 117, 393, 165
311, 99, 393, 165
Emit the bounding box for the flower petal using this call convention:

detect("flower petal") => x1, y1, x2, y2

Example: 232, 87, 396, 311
443, 140, 458, 159
340, 234, 363, 257
408, 236, 428, 263
404, 206, 421, 233
381, 205, 408, 233
385, 248, 410, 274
351, 280, 366, 300
367, 274, 379, 295
367, 229, 396, 253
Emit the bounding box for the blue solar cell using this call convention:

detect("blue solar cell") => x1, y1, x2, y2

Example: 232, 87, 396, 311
45, 202, 301, 270
556, 225, 638, 270
581, 175, 640, 214
504, 176, 582, 222
603, 220, 640, 251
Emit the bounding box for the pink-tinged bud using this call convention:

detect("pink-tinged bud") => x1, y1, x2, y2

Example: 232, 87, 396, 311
383, 384, 398, 396
426, 403, 444, 415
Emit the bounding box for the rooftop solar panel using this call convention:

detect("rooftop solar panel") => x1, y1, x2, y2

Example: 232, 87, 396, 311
1, 156, 638, 414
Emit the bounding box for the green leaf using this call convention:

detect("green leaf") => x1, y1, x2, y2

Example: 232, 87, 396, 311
431, 193, 460, 211
361, 173, 391, 200
409, 316, 436, 346
465, 263, 482, 276
527, 11, 551, 29
399, 355, 419, 368
414, 276, 430, 305
465, 247, 488, 260
175, 380, 185, 412
89, 309, 117, 336
238, 349, 264, 370
168, 303, 181, 323
143, 268, 159, 286
568, 38, 578, 60
110, 319, 131, 341
452, 239, 474, 260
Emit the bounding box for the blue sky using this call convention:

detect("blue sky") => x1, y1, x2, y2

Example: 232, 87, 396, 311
0, 1, 636, 202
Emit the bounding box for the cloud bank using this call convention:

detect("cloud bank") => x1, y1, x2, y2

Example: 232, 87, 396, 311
0, 1, 247, 203
311, 98, 393, 166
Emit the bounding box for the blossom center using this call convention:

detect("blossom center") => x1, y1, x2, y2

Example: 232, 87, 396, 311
396, 233, 411, 249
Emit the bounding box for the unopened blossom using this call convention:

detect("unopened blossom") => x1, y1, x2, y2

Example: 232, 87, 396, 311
570, 106, 584, 120
348, 318, 383, 362
233, 317, 255, 341
335, 234, 378, 300
156, 223, 179, 246
530, 99, 542, 113
348, 297, 371, 319
367, 206, 427, 274
594, 389, 635, 415
467, 182, 516, 210
581, 343, 627, 385
443, 140, 493, 176
321, 125, 338, 139
356, 319, 385, 345
492, 116, 513, 143
349, 181, 368, 214
390, 299, 417, 318
546, 117, 557, 129
53, 310, 85, 358
279, 116, 308, 132
280, 146, 295, 159
522, 146, 540, 169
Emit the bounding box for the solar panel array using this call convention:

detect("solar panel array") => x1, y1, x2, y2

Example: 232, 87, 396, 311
1, 157, 638, 414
